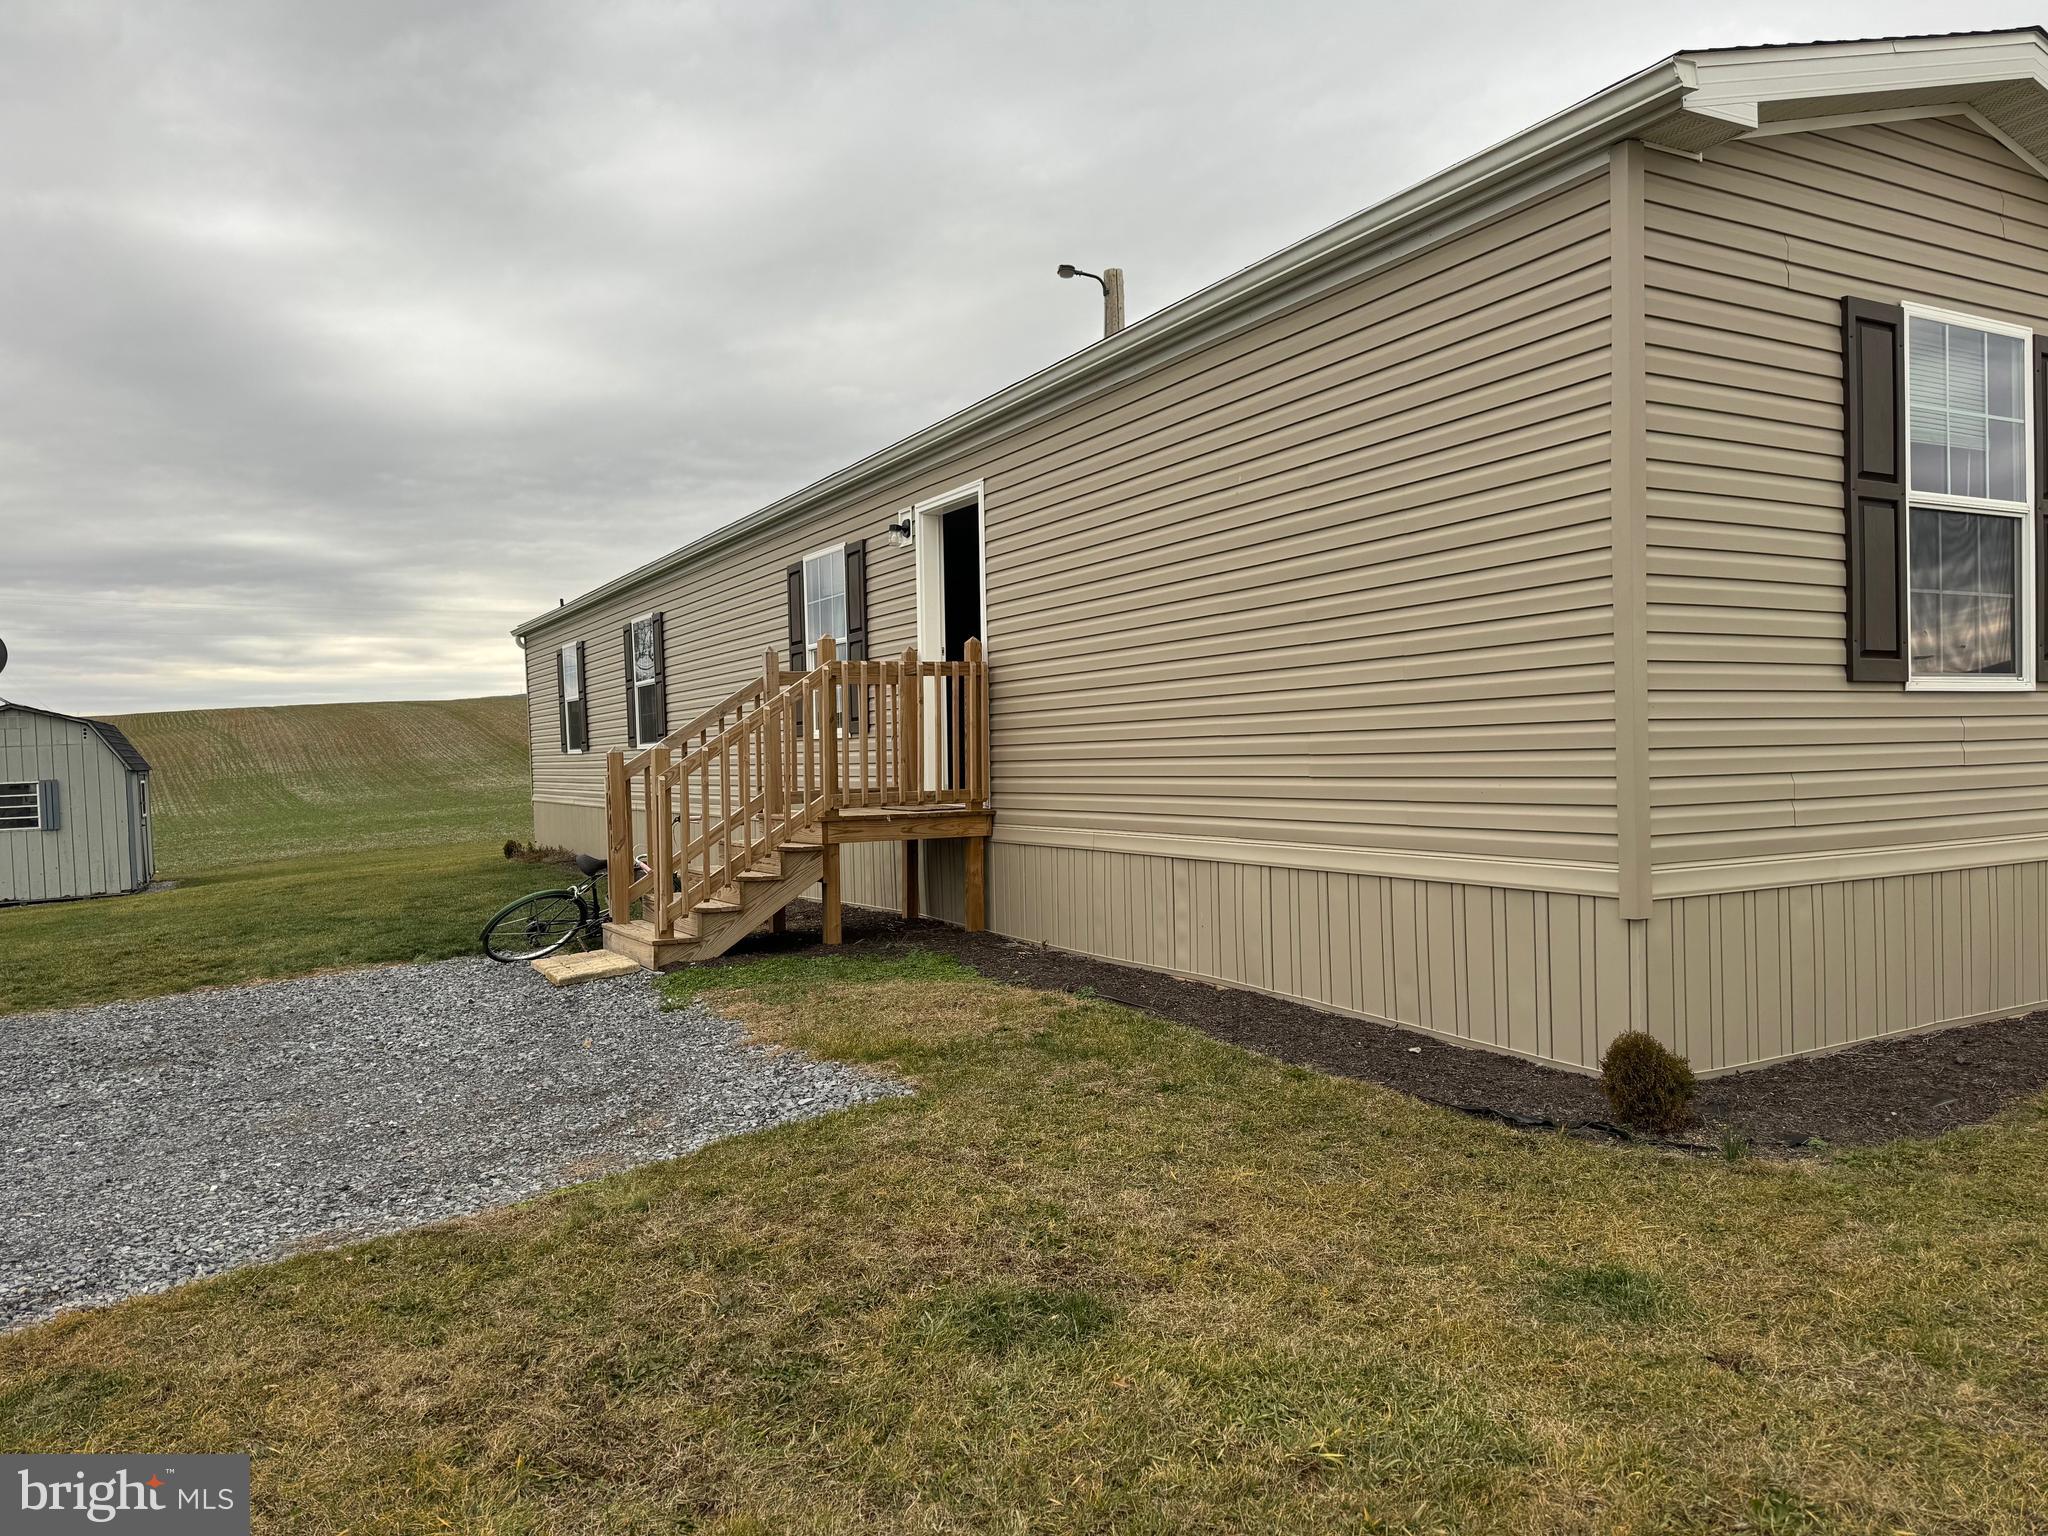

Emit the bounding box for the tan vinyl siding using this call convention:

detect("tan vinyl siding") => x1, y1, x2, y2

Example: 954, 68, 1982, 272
1646, 859, 2048, 1072
990, 843, 1637, 1069
527, 172, 1617, 881
1643, 116, 2048, 884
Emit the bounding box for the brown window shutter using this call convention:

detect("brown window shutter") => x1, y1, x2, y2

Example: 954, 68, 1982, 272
786, 562, 806, 669
1843, 297, 1908, 683
556, 648, 567, 752
2035, 336, 2048, 679
843, 540, 869, 730
843, 540, 868, 660
651, 611, 668, 737
573, 640, 589, 751
622, 622, 635, 742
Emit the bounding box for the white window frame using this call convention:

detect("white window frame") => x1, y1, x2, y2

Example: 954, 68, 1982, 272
628, 612, 663, 748
1902, 301, 2036, 692
0, 781, 42, 832
559, 642, 586, 754
801, 545, 849, 668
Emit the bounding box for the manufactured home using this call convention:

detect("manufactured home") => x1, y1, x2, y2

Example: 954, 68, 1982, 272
514, 31, 2048, 1074
0, 699, 154, 904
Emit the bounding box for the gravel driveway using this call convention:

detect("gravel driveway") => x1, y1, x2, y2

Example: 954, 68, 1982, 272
1, 958, 903, 1330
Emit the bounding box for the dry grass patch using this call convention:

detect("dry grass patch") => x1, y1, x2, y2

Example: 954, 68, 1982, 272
3, 956, 2046, 1533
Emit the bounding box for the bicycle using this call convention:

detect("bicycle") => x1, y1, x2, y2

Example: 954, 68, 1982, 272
480, 852, 646, 963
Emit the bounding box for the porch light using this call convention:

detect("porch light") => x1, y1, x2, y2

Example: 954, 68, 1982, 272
890, 511, 915, 548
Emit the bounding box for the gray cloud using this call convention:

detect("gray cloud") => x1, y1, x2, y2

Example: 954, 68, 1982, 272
0, 0, 2010, 711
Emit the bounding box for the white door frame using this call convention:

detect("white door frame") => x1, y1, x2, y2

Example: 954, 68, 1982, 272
911, 479, 987, 816
912, 478, 987, 660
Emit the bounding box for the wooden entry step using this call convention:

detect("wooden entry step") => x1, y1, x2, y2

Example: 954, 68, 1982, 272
604, 841, 826, 971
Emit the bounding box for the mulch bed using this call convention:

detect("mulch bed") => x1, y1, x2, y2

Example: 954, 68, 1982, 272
706, 902, 2048, 1153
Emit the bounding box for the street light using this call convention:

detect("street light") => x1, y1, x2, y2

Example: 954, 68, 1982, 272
1057, 263, 1125, 338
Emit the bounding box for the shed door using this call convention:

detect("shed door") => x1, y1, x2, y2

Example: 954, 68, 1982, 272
138, 777, 153, 883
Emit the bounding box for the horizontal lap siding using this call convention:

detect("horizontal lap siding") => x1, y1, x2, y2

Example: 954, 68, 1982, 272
523, 176, 1618, 1059
990, 178, 1616, 862
528, 174, 1616, 872
1643, 118, 2048, 874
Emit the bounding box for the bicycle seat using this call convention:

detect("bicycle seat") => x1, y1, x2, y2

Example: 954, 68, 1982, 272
574, 853, 607, 878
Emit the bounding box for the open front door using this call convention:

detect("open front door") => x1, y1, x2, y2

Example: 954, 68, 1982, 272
916, 486, 986, 792
940, 500, 983, 662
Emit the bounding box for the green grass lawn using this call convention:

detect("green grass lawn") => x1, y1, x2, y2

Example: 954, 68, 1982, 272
106, 695, 530, 873
5, 955, 2043, 1533
0, 693, 550, 1015
0, 843, 568, 1015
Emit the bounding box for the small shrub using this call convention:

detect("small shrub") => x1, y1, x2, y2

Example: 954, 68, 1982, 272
503, 839, 575, 864
1599, 1031, 1696, 1132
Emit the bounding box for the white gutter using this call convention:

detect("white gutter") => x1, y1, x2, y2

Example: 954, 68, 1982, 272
513, 55, 1688, 639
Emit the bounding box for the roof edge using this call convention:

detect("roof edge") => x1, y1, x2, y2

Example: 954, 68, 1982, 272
0, 698, 153, 774
513, 56, 1687, 638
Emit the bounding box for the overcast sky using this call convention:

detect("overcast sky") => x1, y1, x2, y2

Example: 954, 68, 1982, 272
0, 1, 2027, 713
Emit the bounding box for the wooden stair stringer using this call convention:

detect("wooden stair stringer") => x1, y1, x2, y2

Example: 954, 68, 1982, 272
604, 840, 824, 971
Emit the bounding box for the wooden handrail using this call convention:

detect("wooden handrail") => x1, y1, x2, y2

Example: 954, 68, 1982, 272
604, 638, 990, 938
623, 675, 769, 777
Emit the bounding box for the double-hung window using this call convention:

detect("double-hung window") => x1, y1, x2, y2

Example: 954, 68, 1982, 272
558, 642, 588, 753
802, 547, 849, 668
629, 613, 664, 747
1904, 305, 2034, 689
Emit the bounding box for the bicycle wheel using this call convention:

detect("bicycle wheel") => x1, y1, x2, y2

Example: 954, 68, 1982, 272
480, 888, 591, 962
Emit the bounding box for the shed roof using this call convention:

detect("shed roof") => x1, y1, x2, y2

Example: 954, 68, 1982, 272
0, 698, 153, 774
514, 27, 2048, 640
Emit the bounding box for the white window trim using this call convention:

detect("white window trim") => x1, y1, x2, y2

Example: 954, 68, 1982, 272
559, 642, 586, 754
0, 781, 42, 833
629, 611, 662, 748
801, 543, 850, 668
1901, 301, 2035, 693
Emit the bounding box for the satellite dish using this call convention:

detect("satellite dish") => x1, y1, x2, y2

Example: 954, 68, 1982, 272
0, 637, 8, 675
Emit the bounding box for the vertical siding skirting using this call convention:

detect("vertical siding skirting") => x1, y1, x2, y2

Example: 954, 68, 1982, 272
979, 834, 1636, 1073
535, 797, 2046, 1073
1646, 861, 2048, 1072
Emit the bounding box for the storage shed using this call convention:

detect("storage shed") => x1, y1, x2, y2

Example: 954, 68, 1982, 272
0, 699, 155, 905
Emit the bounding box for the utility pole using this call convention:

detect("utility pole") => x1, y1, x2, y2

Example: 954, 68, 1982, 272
1098, 267, 1124, 336
1056, 263, 1127, 338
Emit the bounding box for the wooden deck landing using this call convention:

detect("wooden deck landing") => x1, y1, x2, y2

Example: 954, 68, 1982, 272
821, 807, 991, 843
600, 638, 991, 973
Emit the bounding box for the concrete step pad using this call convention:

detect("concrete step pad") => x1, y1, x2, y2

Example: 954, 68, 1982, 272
532, 949, 645, 986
